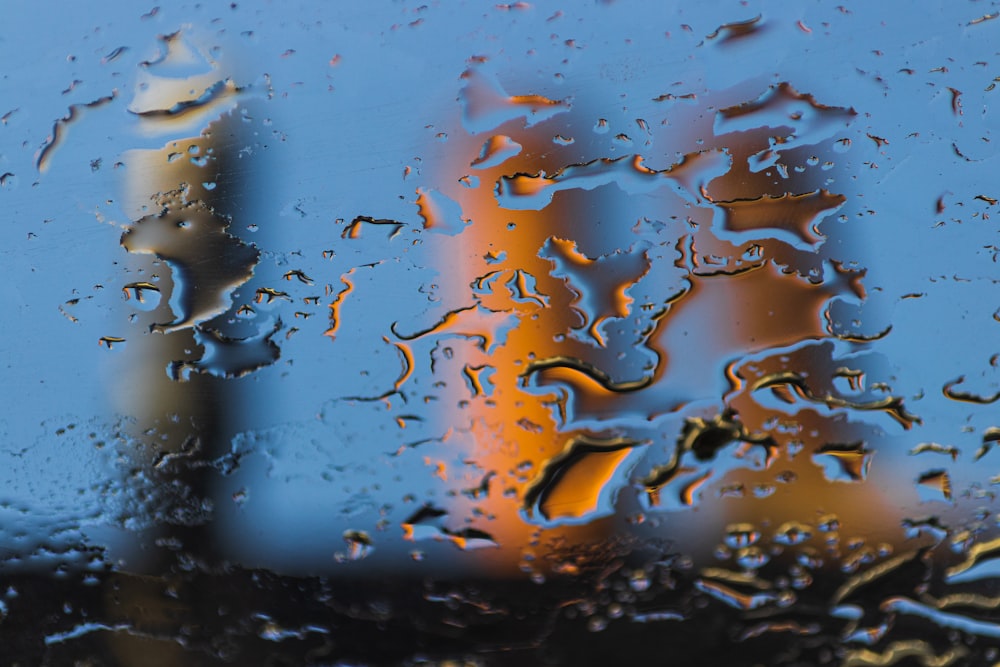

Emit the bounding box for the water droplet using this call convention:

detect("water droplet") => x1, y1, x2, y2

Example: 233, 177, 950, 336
282, 269, 314, 285
695, 578, 780, 610
401, 505, 497, 550
101, 46, 128, 64
715, 83, 856, 173
910, 442, 959, 460
98, 336, 125, 350
941, 376, 1000, 405
121, 281, 161, 309
495, 150, 730, 210
537, 236, 649, 346
392, 303, 519, 355
131, 78, 245, 120
735, 547, 769, 570
629, 570, 651, 592
457, 363, 492, 397
523, 435, 644, 523
470, 135, 523, 169
652, 91, 697, 104
773, 522, 812, 546
458, 68, 570, 134
339, 530, 373, 561
168, 318, 281, 381
254, 287, 290, 304
724, 523, 760, 549
917, 470, 953, 502
902, 517, 948, 543
415, 187, 467, 234
811, 442, 873, 482
587, 616, 608, 632
36, 92, 117, 172
341, 216, 405, 240
715, 190, 845, 248
705, 14, 765, 44
818, 514, 840, 533
121, 196, 259, 333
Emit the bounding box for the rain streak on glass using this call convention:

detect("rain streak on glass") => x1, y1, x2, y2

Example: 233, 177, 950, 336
4, 1, 1000, 665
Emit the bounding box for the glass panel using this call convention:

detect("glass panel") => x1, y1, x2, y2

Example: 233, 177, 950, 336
3, 1, 999, 664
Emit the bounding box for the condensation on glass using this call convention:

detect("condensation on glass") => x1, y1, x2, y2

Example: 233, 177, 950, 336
3, 1, 1000, 665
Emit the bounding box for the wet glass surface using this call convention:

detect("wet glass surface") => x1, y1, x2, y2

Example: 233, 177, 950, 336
4, 1, 1000, 664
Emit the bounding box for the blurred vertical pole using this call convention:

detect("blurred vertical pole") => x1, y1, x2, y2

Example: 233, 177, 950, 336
629, 88, 907, 564
102, 30, 277, 664
420, 70, 632, 577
